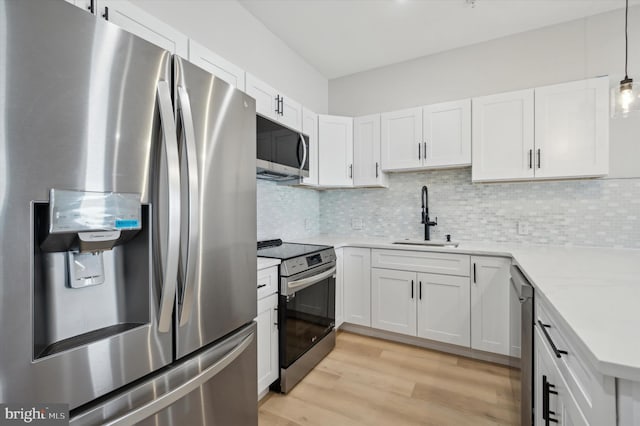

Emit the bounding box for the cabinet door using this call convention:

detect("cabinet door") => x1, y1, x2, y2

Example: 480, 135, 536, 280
534, 77, 609, 179
256, 293, 278, 397
380, 107, 422, 170
423, 99, 471, 168
371, 268, 416, 336
279, 96, 302, 132
353, 114, 386, 187
65, 0, 95, 14
342, 248, 371, 327
188, 40, 245, 89
245, 73, 277, 121
318, 115, 354, 187
335, 248, 344, 328
472, 89, 534, 182
470, 256, 511, 355
301, 108, 319, 186
416, 273, 470, 347
100, 1, 188, 57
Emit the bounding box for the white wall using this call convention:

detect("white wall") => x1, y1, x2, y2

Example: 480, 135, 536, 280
135, 0, 328, 114
329, 7, 640, 178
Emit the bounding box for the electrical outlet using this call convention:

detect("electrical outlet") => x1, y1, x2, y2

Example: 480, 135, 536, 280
517, 221, 530, 236
351, 218, 364, 230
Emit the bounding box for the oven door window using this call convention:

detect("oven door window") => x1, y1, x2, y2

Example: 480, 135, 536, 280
280, 276, 335, 368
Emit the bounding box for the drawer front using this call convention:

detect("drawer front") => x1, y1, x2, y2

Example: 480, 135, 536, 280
536, 299, 599, 420
257, 266, 278, 300
372, 249, 470, 276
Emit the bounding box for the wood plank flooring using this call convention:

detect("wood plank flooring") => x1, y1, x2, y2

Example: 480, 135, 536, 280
259, 331, 520, 426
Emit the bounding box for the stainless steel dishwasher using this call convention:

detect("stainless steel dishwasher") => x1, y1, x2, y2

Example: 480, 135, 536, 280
510, 264, 534, 426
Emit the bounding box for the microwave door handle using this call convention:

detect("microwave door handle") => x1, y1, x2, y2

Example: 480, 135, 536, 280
156, 81, 181, 333
287, 266, 337, 293
177, 86, 200, 327
299, 133, 307, 171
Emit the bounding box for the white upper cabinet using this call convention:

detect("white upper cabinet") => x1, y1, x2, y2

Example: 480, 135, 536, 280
534, 76, 609, 179
470, 256, 512, 356
472, 89, 535, 182
65, 0, 95, 14
318, 115, 354, 187
245, 73, 302, 131
353, 114, 387, 187
472, 77, 609, 182
381, 100, 471, 172
301, 108, 319, 186
422, 99, 471, 168
188, 40, 245, 89
99, 0, 188, 57
381, 107, 422, 170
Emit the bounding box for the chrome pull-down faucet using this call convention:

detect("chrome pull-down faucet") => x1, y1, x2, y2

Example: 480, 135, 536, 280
421, 185, 437, 241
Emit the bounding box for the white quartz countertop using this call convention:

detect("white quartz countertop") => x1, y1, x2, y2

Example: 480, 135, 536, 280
257, 257, 280, 270
295, 235, 640, 381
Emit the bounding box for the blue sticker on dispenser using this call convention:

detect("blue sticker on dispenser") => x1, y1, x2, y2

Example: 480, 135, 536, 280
115, 219, 140, 229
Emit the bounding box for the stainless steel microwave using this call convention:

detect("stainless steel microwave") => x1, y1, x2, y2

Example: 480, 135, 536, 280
256, 115, 309, 180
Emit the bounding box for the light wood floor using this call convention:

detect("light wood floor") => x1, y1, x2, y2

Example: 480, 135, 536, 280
259, 331, 520, 426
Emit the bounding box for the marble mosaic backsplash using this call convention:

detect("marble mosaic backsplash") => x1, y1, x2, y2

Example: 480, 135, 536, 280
257, 180, 320, 241
318, 168, 640, 249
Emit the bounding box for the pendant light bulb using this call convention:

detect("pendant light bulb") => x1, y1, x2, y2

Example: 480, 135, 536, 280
613, 0, 640, 117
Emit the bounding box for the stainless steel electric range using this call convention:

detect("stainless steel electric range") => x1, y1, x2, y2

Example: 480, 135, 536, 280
257, 239, 336, 393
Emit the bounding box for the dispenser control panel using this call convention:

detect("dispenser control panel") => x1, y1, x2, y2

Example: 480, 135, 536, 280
49, 189, 141, 233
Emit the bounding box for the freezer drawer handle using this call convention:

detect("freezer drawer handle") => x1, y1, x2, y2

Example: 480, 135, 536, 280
538, 320, 568, 358
177, 86, 200, 327
104, 333, 254, 426
156, 80, 181, 333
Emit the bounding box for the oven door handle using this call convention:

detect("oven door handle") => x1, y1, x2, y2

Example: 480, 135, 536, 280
287, 266, 337, 293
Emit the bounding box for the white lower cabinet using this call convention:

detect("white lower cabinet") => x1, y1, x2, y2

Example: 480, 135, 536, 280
256, 266, 279, 399
335, 248, 344, 328
371, 268, 417, 336
470, 256, 512, 355
417, 272, 470, 346
342, 248, 371, 327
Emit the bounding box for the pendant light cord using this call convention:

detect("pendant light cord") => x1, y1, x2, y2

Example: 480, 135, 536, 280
625, 0, 629, 79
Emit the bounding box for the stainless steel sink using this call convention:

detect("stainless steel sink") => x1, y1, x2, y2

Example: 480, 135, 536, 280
392, 240, 459, 248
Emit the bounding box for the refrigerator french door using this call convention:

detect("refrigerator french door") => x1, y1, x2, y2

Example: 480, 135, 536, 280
0, 1, 257, 424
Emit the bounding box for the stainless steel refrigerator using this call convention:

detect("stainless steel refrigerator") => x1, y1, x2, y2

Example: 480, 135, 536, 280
0, 1, 257, 424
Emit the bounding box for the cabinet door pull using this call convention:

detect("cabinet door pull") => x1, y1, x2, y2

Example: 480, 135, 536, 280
538, 320, 568, 358
537, 148, 541, 169
423, 141, 427, 159
257, 284, 267, 289
473, 263, 477, 283
529, 149, 533, 169
88, 0, 95, 14
543, 375, 559, 424
274, 95, 280, 115
419, 281, 422, 300
418, 143, 421, 160
279, 96, 284, 115
375, 162, 379, 178
411, 280, 414, 299
102, 6, 109, 20
349, 164, 353, 179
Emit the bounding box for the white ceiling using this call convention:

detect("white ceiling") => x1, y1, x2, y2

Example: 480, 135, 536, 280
239, 0, 637, 79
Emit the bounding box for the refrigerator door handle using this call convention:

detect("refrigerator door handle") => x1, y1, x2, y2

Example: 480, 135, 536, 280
156, 80, 181, 333
103, 333, 255, 426
176, 86, 200, 327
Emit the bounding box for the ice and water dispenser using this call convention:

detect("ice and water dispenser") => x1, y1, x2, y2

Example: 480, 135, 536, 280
33, 189, 151, 359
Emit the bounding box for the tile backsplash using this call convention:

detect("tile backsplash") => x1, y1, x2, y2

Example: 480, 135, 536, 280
319, 168, 640, 249
257, 180, 320, 241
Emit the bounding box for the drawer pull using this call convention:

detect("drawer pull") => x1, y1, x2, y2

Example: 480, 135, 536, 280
538, 320, 568, 358
257, 284, 267, 289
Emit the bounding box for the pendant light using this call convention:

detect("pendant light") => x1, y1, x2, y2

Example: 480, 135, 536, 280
612, 0, 640, 117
